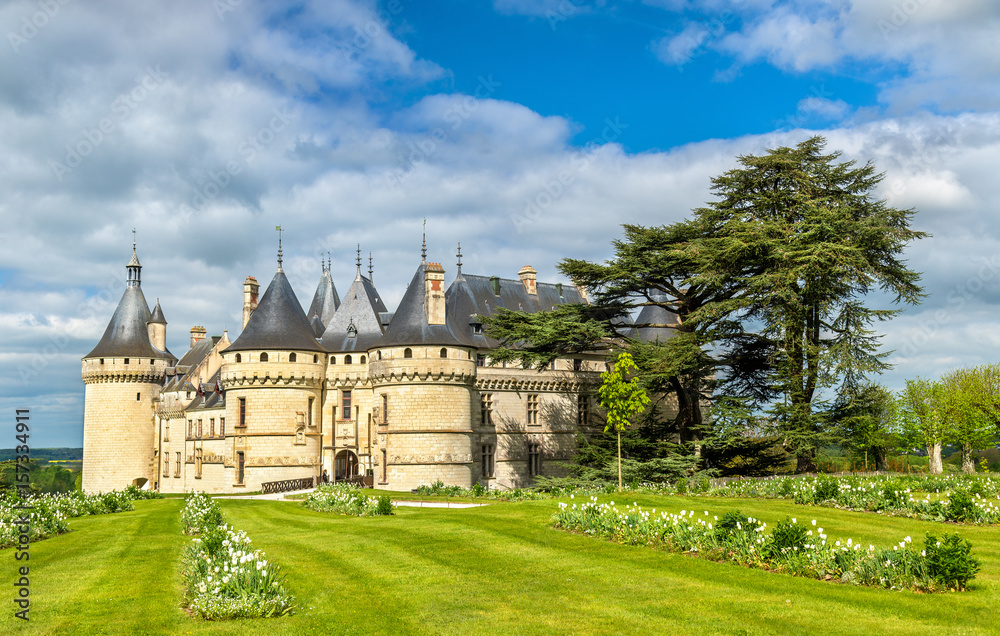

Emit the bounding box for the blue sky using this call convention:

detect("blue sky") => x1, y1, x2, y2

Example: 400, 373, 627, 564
2, 0, 1000, 446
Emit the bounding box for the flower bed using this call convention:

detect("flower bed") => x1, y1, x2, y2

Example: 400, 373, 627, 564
302, 483, 395, 516
0, 487, 159, 548
552, 497, 980, 591
707, 475, 1000, 525
180, 493, 294, 620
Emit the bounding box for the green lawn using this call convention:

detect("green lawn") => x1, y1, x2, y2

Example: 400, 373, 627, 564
2, 494, 997, 635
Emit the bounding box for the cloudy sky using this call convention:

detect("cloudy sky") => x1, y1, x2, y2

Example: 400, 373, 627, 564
2, 0, 999, 446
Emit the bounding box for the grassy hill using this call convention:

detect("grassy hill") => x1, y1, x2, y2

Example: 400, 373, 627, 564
2, 493, 997, 635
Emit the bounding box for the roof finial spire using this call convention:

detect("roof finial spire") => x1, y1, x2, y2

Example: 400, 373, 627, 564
132, 228, 136, 250
456, 241, 464, 280
368, 251, 373, 282
276, 225, 283, 272
421, 218, 427, 263
356, 244, 362, 270
327, 251, 332, 273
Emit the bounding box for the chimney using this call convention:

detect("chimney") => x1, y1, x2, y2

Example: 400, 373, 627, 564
190, 326, 207, 348
518, 265, 537, 295
490, 276, 501, 296
243, 276, 259, 329
424, 262, 446, 325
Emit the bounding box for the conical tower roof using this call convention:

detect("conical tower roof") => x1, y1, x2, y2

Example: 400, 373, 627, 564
306, 268, 340, 329
320, 267, 387, 352
633, 292, 680, 342
84, 263, 173, 360
226, 268, 325, 353
373, 262, 474, 348
148, 299, 167, 325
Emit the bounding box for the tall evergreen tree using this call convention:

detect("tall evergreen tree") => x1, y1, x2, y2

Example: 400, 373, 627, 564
688, 136, 926, 471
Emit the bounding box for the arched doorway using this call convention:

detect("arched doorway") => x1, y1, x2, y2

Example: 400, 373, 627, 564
335, 450, 359, 481
132, 477, 149, 490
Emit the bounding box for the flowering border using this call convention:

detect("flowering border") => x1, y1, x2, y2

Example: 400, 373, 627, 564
180, 492, 295, 620
552, 497, 980, 591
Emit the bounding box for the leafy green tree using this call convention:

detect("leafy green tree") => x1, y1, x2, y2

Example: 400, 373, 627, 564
832, 383, 899, 471
598, 351, 651, 491
941, 364, 1000, 473
898, 378, 949, 474
688, 136, 927, 471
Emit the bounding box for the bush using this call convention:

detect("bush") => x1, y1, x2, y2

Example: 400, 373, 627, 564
375, 495, 394, 516
925, 532, 981, 590
946, 489, 977, 522
713, 510, 753, 541
767, 517, 808, 558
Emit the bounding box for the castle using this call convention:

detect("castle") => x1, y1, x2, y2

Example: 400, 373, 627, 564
81, 238, 675, 494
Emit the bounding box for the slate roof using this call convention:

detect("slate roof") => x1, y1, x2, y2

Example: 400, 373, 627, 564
373, 263, 588, 349
632, 293, 680, 342
148, 300, 166, 325
176, 336, 218, 369
306, 270, 340, 329
225, 269, 325, 353
84, 285, 176, 360
320, 269, 388, 352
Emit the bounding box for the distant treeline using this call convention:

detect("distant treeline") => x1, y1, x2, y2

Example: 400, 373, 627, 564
0, 459, 80, 494
0, 448, 82, 461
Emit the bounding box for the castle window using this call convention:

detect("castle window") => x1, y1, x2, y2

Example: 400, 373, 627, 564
578, 394, 590, 426
345, 355, 352, 364
381, 449, 387, 483
260, 352, 269, 362
197, 419, 203, 439
235, 354, 242, 363
219, 417, 225, 438
236, 451, 245, 485
527, 443, 541, 476
163, 454, 169, 478
473, 323, 483, 335
481, 393, 493, 426
195, 448, 202, 479
164, 424, 169, 442
175, 452, 181, 477
238, 398, 246, 427
308, 397, 314, 427
187, 419, 192, 438
378, 351, 382, 360
136, 392, 141, 401
289, 353, 297, 362
210, 418, 215, 438
476, 354, 486, 367
481, 444, 495, 478
124, 358, 129, 365
100, 358, 104, 364
381, 394, 388, 424
360, 355, 366, 364
341, 390, 352, 418
526, 394, 540, 426
573, 358, 582, 371
313, 354, 318, 363
548, 360, 556, 370
440, 348, 447, 358
150, 359, 154, 365
404, 348, 412, 359
330, 356, 336, 364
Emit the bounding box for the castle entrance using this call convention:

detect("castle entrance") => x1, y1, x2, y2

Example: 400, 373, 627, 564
334, 450, 358, 481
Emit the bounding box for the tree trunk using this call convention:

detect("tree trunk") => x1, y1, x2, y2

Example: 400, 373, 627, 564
961, 443, 976, 474
617, 429, 623, 492
927, 442, 943, 474
796, 451, 818, 473
874, 447, 888, 472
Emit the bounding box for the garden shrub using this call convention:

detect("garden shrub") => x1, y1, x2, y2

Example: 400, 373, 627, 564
925, 533, 981, 590
767, 517, 807, 558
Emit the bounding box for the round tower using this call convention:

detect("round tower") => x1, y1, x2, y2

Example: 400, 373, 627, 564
221, 246, 325, 491
368, 256, 478, 490
81, 244, 175, 493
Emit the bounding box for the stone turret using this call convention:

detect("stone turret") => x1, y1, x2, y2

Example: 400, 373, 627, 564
81, 245, 176, 493
147, 300, 167, 351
